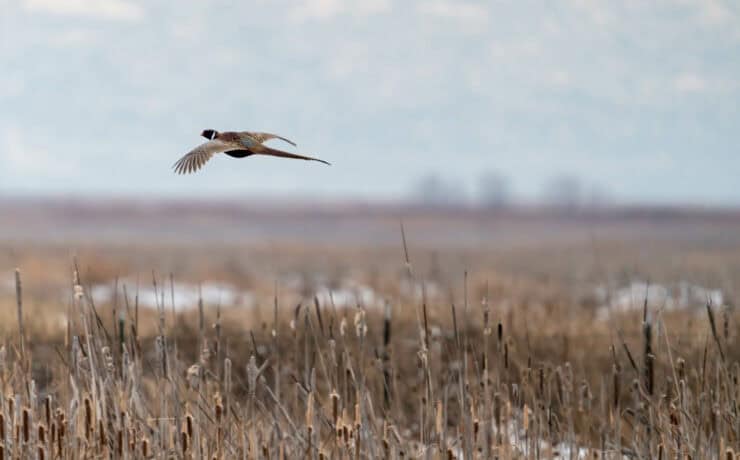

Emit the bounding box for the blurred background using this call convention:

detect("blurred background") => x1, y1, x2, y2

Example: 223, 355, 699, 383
0, 0, 738, 333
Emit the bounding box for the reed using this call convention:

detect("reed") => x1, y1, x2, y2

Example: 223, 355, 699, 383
0, 256, 737, 459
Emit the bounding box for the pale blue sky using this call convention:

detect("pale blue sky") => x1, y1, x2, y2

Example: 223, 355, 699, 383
0, 0, 738, 204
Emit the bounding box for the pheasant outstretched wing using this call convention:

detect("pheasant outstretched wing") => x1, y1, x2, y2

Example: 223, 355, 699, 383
246, 132, 297, 147
173, 140, 230, 174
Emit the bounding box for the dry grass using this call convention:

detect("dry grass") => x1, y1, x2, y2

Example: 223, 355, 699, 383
1, 239, 739, 459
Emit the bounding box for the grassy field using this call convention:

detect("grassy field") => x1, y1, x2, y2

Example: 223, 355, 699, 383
1, 201, 739, 458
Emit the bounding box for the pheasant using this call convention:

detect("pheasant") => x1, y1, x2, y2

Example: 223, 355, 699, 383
173, 129, 330, 174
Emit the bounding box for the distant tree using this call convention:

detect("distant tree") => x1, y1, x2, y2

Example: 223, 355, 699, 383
542, 174, 582, 209
477, 170, 511, 208
411, 173, 467, 207
584, 183, 614, 208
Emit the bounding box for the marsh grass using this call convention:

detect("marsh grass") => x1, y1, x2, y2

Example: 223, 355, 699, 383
1, 259, 739, 459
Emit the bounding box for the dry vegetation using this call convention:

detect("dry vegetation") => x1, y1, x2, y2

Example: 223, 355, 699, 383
1, 209, 740, 459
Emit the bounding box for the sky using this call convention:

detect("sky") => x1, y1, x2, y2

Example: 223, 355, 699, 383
0, 0, 738, 205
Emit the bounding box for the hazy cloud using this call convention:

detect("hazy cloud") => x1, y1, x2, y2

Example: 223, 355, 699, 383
418, 0, 488, 25
1, 126, 80, 177
674, 73, 707, 93
22, 0, 144, 21
290, 0, 391, 22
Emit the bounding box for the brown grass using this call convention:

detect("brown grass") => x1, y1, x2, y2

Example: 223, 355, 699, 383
0, 235, 738, 458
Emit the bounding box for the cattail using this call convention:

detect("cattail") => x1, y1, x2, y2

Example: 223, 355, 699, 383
215, 395, 223, 423
186, 364, 201, 389
579, 379, 592, 412
58, 420, 65, 455
84, 398, 92, 441
101, 346, 115, 377
199, 340, 211, 365
142, 438, 149, 457
435, 400, 443, 440
538, 367, 544, 397
186, 414, 193, 439
117, 430, 123, 457
22, 408, 29, 443
354, 310, 367, 338
44, 396, 51, 428
330, 390, 340, 425
677, 357, 686, 381
224, 358, 232, 406
354, 402, 361, 428
99, 419, 106, 449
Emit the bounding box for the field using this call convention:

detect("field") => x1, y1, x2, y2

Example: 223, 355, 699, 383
1, 198, 739, 458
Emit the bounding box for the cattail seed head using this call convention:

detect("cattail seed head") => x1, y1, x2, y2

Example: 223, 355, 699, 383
185, 414, 193, 439
22, 408, 29, 443
215, 398, 223, 423
186, 364, 201, 389
435, 400, 443, 437
330, 390, 340, 424
84, 398, 92, 441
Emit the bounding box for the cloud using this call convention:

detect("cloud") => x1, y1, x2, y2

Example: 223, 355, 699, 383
0, 126, 79, 177
52, 28, 100, 47
674, 73, 707, 92
683, 0, 737, 25
418, 0, 488, 24
290, 0, 391, 22
0, 74, 26, 100
22, 0, 144, 21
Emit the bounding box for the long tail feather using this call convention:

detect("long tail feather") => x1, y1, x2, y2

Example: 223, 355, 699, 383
256, 146, 331, 165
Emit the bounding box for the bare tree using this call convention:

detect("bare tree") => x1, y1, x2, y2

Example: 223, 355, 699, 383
410, 173, 467, 207
542, 174, 583, 209
477, 170, 510, 208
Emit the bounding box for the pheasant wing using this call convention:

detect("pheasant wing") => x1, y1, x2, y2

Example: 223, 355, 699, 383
173, 140, 230, 174
246, 132, 297, 147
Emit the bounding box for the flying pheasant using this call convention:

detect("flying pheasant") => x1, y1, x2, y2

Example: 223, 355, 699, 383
173, 129, 330, 174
